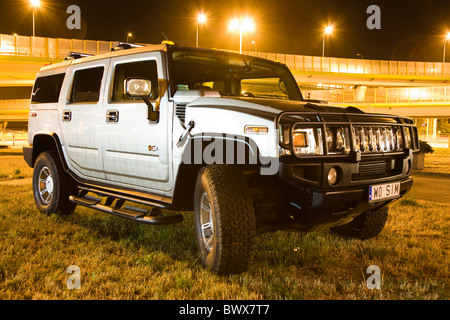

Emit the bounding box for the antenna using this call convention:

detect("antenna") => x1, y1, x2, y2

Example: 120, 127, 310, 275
162, 32, 169, 41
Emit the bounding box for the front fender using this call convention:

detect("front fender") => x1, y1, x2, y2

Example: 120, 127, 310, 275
25, 132, 66, 169
185, 105, 280, 160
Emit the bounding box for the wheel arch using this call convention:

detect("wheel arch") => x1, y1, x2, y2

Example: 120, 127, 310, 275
29, 133, 67, 170
171, 133, 262, 210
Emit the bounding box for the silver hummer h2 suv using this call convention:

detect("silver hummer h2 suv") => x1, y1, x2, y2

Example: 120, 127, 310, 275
24, 43, 420, 275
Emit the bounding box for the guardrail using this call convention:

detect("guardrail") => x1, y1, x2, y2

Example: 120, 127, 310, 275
243, 52, 450, 78
0, 34, 115, 59
1, 33, 450, 77
0, 99, 29, 111
0, 131, 28, 147
303, 86, 450, 105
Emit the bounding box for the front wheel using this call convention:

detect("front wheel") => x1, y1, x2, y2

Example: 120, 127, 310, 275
32, 151, 77, 215
194, 165, 256, 275
330, 206, 389, 240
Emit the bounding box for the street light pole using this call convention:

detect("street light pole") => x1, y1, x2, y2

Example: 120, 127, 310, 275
196, 24, 199, 47
322, 26, 333, 58
443, 33, 450, 75
239, 30, 243, 54
229, 17, 254, 54
196, 13, 206, 47
30, 0, 40, 37
127, 33, 132, 43
32, 7, 35, 37
322, 35, 325, 58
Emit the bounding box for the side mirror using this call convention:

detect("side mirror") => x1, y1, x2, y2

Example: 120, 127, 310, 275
125, 78, 159, 123
125, 78, 152, 97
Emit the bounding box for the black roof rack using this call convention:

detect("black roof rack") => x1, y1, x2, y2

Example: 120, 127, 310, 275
111, 42, 145, 51
64, 52, 94, 61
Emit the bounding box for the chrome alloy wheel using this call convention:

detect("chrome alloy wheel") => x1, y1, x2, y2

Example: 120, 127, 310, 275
199, 191, 214, 252
38, 166, 54, 205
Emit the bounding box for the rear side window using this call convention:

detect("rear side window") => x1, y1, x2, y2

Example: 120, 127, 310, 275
31, 73, 65, 103
70, 67, 104, 103
112, 60, 159, 102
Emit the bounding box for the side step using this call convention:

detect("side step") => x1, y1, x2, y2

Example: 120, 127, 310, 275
69, 195, 183, 226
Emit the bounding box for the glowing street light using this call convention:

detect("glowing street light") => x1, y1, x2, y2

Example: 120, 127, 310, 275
322, 25, 333, 57
443, 32, 450, 75
196, 13, 207, 47
229, 17, 255, 54
127, 33, 132, 43
30, 0, 41, 37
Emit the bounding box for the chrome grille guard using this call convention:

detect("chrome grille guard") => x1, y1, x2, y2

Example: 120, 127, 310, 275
275, 110, 420, 159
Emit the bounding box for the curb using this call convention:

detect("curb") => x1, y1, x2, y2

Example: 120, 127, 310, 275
411, 171, 450, 178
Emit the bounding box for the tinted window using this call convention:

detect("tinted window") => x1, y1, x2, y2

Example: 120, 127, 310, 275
70, 67, 104, 103
170, 49, 302, 101
31, 73, 65, 103
112, 60, 159, 102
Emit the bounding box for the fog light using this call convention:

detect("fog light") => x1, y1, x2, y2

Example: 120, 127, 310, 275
328, 167, 338, 186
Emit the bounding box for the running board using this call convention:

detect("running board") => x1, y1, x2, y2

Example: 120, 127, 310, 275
69, 195, 183, 226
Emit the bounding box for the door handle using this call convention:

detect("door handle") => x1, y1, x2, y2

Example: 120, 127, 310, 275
62, 110, 72, 121
106, 110, 119, 123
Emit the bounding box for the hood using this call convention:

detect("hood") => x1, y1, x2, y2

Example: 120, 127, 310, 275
186, 96, 352, 120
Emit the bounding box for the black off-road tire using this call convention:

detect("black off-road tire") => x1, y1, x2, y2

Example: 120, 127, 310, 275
330, 206, 389, 240
194, 165, 256, 275
32, 151, 77, 216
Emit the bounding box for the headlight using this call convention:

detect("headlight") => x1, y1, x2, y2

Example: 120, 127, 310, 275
292, 126, 324, 156
326, 126, 350, 154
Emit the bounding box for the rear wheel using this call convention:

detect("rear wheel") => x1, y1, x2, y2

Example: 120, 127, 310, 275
330, 206, 389, 240
194, 165, 256, 275
32, 151, 77, 215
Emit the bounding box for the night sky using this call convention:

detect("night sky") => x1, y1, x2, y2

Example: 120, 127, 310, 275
1, 0, 450, 62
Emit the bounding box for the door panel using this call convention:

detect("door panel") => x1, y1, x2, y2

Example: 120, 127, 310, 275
101, 52, 172, 192
59, 62, 109, 179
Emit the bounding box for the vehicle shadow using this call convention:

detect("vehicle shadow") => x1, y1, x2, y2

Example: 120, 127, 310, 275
66, 207, 200, 262
61, 205, 344, 276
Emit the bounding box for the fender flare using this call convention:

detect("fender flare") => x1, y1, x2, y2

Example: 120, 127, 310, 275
171, 133, 263, 210
25, 132, 68, 170
179, 132, 262, 166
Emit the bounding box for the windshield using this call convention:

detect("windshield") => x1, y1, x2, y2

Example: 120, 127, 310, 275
169, 48, 303, 101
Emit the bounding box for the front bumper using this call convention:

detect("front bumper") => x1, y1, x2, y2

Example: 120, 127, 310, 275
277, 160, 414, 231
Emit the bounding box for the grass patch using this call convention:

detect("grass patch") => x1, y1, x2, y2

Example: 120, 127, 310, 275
0, 148, 32, 181
0, 153, 448, 299
398, 199, 422, 207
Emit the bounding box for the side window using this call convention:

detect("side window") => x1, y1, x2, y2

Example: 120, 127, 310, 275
112, 60, 159, 102
70, 67, 104, 103
31, 73, 65, 103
